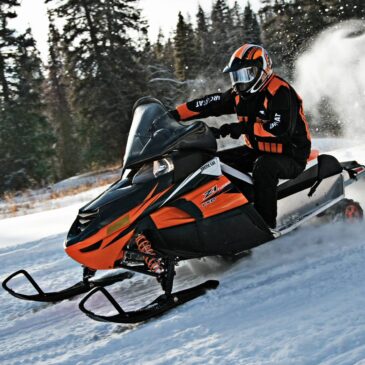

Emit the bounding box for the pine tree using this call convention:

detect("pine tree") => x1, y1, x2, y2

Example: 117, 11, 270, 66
258, 0, 275, 23
0, 2, 55, 192
210, 0, 236, 71
0, 0, 19, 104
260, 0, 306, 75
227, 1, 244, 46
46, 0, 147, 166
174, 12, 196, 80
163, 38, 175, 71
230, 1, 242, 27
144, 29, 179, 107
14, 30, 56, 185
195, 6, 209, 54
194, 6, 212, 77
154, 28, 165, 62
242, 2, 261, 45
211, 0, 230, 28
46, 14, 78, 179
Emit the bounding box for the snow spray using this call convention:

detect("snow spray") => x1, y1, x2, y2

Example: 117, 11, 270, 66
294, 21, 365, 205
294, 20, 365, 140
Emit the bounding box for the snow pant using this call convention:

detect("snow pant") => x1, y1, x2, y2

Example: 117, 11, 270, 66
218, 146, 306, 228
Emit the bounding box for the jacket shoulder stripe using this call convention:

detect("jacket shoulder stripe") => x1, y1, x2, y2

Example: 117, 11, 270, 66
267, 76, 289, 96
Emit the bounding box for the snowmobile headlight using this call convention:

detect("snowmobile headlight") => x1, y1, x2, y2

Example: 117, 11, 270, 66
132, 158, 174, 184
153, 157, 174, 177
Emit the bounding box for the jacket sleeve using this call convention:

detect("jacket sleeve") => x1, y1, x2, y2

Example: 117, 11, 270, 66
173, 89, 236, 121
260, 86, 297, 137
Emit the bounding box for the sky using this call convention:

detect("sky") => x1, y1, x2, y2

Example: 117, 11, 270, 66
12, 0, 260, 63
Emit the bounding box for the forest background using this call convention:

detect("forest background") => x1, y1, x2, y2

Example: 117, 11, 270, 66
0, 0, 363, 194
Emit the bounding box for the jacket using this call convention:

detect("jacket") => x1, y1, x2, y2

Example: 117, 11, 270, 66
172, 74, 311, 164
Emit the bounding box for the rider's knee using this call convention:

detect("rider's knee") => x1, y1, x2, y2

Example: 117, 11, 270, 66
253, 155, 276, 181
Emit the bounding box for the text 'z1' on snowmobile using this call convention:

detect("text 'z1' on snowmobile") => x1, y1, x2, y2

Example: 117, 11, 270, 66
3, 97, 365, 324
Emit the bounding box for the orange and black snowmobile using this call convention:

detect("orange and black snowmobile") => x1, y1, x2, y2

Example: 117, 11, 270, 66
3, 97, 365, 323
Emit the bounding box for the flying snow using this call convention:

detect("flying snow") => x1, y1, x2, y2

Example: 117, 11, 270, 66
294, 20, 365, 140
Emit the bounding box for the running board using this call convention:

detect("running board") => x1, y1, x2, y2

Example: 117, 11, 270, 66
275, 194, 345, 237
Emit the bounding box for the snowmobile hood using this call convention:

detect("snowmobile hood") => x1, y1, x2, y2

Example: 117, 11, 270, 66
123, 97, 217, 169
66, 174, 173, 247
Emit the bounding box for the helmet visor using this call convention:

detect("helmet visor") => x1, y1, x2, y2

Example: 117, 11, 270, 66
229, 66, 258, 86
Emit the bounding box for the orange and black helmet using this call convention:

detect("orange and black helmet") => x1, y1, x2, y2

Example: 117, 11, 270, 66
223, 44, 273, 96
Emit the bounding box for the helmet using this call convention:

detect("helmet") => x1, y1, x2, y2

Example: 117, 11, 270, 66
223, 44, 273, 96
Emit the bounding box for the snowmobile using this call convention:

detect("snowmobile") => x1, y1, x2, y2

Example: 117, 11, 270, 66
3, 97, 365, 324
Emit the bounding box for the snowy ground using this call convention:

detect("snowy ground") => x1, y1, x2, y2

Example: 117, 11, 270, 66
1, 139, 365, 365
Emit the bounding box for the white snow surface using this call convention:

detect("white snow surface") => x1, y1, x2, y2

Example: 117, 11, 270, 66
1, 139, 365, 365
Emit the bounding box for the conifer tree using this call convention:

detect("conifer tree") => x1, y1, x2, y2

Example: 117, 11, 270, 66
14, 30, 55, 184
195, 6, 212, 76
0, 0, 19, 104
154, 28, 165, 62
46, 0, 147, 165
230, 1, 242, 26
228, 1, 244, 46
174, 12, 196, 80
210, 0, 235, 70
162, 38, 175, 71
46, 14, 78, 179
0, 2, 55, 192
195, 6, 209, 54
242, 2, 261, 45
145, 29, 178, 106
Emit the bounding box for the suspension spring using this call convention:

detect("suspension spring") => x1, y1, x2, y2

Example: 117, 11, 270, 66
135, 234, 163, 274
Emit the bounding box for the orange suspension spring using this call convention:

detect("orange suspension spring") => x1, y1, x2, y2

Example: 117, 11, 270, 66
135, 234, 163, 273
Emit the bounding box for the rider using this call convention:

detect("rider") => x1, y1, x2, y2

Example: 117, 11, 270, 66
169, 43, 311, 229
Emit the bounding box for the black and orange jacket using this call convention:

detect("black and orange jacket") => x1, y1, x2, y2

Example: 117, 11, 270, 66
172, 75, 311, 164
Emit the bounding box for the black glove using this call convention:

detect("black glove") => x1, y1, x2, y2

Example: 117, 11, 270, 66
219, 124, 231, 138
209, 127, 221, 139
219, 123, 247, 139
168, 109, 180, 121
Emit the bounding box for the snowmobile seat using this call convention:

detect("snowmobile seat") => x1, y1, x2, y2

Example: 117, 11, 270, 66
277, 154, 343, 199
221, 154, 343, 201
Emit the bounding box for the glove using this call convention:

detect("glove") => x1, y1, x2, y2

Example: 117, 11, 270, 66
168, 109, 180, 121
209, 127, 221, 139
219, 124, 232, 138
219, 123, 247, 139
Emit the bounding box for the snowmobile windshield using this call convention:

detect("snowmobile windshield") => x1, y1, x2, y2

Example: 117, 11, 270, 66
123, 97, 217, 169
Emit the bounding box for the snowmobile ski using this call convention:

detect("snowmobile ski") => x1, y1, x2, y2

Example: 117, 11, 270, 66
2, 269, 134, 303
79, 279, 219, 323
